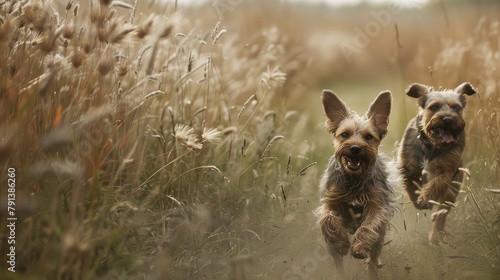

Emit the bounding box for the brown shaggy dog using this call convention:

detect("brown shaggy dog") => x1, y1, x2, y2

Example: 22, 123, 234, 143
397, 82, 477, 243
315, 89, 396, 279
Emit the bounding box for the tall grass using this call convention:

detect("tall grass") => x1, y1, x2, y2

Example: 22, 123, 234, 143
0, 0, 499, 279
0, 0, 314, 278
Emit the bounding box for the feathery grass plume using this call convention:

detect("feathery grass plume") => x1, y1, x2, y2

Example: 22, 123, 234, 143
97, 14, 118, 42
174, 124, 196, 144
82, 33, 96, 54
129, 0, 140, 24
143, 90, 165, 100
22, 1, 51, 32
62, 22, 76, 39
222, 126, 237, 136
202, 128, 221, 144
158, 23, 173, 39
260, 135, 284, 157
71, 48, 85, 68
212, 27, 226, 46
66, 0, 73, 12
98, 53, 114, 76
90, 1, 106, 25
109, 23, 135, 44
211, 21, 221, 44
237, 94, 256, 121
187, 52, 194, 73
116, 61, 128, 76
259, 65, 286, 90
136, 14, 153, 39
186, 136, 203, 150
134, 45, 151, 73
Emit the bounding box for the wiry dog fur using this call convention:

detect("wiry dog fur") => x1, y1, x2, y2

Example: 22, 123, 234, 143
315, 90, 396, 279
397, 82, 477, 243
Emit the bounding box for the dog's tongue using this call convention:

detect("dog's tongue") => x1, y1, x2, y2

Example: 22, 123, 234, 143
440, 130, 455, 143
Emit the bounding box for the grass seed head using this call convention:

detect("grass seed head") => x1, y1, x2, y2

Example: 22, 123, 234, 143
98, 54, 114, 76
71, 49, 85, 68
62, 22, 76, 39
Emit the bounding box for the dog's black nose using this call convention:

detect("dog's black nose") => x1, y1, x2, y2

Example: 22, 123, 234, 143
350, 145, 361, 154
443, 117, 454, 126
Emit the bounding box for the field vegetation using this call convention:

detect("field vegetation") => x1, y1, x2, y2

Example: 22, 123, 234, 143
0, 0, 499, 279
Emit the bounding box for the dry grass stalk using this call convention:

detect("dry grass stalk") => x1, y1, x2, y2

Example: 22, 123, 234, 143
4, 1, 499, 279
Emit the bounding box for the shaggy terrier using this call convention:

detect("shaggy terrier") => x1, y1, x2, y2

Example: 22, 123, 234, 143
316, 89, 396, 279
397, 82, 476, 243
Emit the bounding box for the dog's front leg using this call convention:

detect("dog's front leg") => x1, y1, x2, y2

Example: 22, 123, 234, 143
317, 204, 350, 256
317, 203, 349, 278
351, 202, 390, 260
419, 170, 462, 243
417, 157, 461, 206
416, 173, 457, 207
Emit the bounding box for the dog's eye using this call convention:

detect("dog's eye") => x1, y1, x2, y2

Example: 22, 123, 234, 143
452, 105, 462, 112
365, 134, 374, 141
340, 132, 349, 138
429, 104, 440, 111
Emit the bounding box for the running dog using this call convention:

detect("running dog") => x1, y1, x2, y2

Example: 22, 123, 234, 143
316, 89, 395, 279
397, 82, 476, 243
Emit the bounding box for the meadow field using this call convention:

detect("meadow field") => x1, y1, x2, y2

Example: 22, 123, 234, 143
0, 0, 499, 279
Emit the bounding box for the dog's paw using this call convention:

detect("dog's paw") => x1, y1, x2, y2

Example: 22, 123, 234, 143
365, 258, 385, 268
325, 234, 350, 256
416, 194, 431, 210
376, 259, 385, 268
351, 243, 369, 259
339, 244, 351, 256
428, 229, 447, 244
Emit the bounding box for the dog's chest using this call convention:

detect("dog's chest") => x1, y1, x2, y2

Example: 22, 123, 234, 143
342, 204, 364, 234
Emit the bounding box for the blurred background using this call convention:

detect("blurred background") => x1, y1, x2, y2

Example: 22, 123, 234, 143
0, 0, 499, 279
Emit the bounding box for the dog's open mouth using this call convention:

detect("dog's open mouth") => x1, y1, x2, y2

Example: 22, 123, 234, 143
433, 128, 457, 144
343, 156, 361, 171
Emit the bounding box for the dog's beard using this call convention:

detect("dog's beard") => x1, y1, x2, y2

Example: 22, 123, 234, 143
425, 118, 464, 145
432, 128, 459, 144
335, 147, 377, 175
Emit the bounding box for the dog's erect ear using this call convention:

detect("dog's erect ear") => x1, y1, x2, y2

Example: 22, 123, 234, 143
367, 91, 392, 138
322, 89, 349, 134
454, 82, 477, 96
406, 83, 432, 98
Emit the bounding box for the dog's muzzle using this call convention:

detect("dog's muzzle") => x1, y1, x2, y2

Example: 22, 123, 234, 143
342, 145, 362, 171
434, 128, 456, 143
343, 156, 361, 171
429, 117, 463, 144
